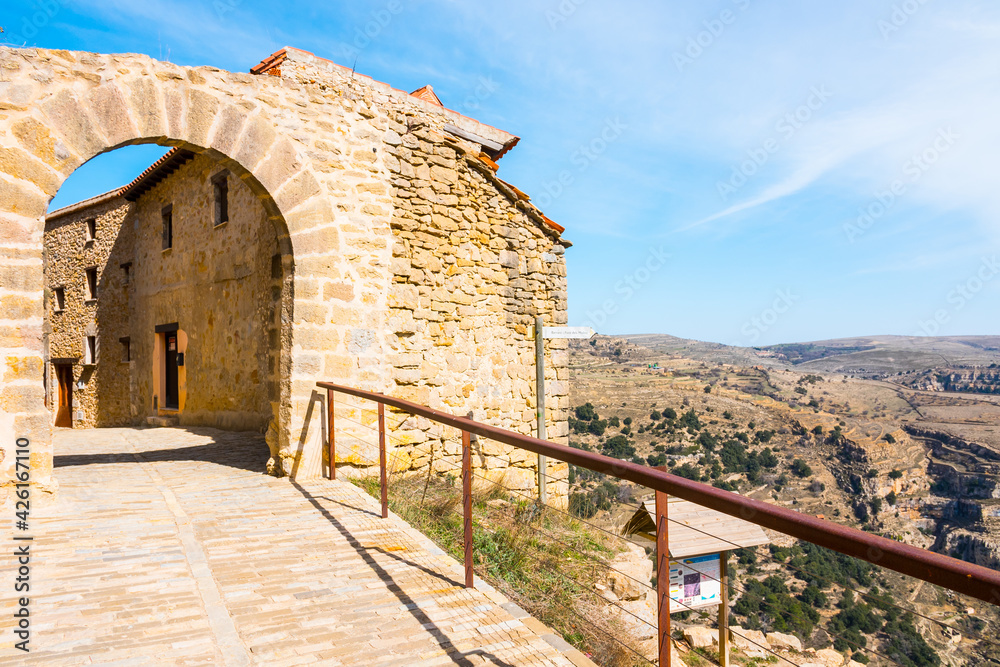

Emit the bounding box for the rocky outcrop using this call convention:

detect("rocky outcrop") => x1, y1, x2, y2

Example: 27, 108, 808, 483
766, 631, 802, 651
683, 626, 717, 649
604, 542, 652, 601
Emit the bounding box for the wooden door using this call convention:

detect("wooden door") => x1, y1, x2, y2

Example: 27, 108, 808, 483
54, 364, 73, 428
164, 332, 179, 409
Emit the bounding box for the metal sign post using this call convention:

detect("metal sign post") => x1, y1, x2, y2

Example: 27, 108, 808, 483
535, 316, 547, 505
533, 319, 594, 505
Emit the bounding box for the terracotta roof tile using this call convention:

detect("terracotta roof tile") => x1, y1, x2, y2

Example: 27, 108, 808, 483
409, 85, 443, 106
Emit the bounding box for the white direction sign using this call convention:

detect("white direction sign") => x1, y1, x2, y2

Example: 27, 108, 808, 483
541, 326, 595, 339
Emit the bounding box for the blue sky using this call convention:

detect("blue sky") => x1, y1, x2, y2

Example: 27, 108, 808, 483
11, 0, 1000, 345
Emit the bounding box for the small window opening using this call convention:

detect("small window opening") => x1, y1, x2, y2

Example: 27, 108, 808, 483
85, 336, 97, 365
212, 172, 229, 227
162, 205, 173, 250
85, 267, 98, 300
120, 337, 131, 362
85, 218, 96, 241
121, 262, 132, 285
54, 287, 65, 311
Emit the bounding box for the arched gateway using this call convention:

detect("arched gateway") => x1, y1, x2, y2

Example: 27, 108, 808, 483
0, 46, 570, 501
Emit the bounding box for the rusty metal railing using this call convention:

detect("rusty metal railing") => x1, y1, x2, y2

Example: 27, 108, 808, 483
319, 380, 1000, 665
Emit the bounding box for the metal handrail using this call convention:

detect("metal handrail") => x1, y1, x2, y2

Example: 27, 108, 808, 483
320, 380, 1000, 665
317, 380, 1000, 606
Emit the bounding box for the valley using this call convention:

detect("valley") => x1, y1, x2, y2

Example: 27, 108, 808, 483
562, 333, 1000, 666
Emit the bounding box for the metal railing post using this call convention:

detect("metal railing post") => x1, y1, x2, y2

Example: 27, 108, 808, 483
378, 402, 387, 519
656, 488, 671, 667
462, 428, 474, 588
719, 550, 729, 667
535, 315, 547, 506
327, 388, 335, 480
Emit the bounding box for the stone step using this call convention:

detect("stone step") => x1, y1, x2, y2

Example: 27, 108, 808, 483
146, 415, 180, 427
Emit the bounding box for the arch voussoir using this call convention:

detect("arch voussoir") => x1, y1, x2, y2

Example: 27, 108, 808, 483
207, 104, 250, 157
0, 176, 50, 220
273, 170, 322, 226
39, 88, 109, 163
10, 117, 83, 177
83, 82, 140, 150
181, 88, 222, 148
122, 76, 168, 139
0, 146, 65, 197
232, 112, 278, 173
251, 136, 304, 197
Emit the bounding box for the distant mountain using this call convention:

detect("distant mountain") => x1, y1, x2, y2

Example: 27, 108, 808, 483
622, 334, 1000, 375
764, 335, 1000, 374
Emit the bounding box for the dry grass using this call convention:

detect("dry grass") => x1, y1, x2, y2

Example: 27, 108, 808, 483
355, 472, 651, 666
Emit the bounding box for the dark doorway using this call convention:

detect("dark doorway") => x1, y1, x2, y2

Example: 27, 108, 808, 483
165, 331, 179, 410
54, 363, 73, 428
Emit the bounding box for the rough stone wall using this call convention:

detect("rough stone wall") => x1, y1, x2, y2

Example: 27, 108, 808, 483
43, 195, 133, 427
275, 51, 571, 501
129, 153, 278, 433
0, 45, 570, 500
383, 133, 570, 500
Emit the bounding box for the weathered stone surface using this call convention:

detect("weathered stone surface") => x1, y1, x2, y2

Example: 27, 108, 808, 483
766, 632, 802, 652
684, 626, 718, 648
604, 541, 652, 601
730, 626, 769, 657
815, 648, 846, 666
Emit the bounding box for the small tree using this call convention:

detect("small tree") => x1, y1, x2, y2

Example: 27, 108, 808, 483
790, 459, 813, 478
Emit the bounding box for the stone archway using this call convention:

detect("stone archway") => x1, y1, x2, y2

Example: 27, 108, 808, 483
0, 47, 397, 495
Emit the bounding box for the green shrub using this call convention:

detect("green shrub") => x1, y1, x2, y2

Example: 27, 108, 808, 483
790, 459, 812, 478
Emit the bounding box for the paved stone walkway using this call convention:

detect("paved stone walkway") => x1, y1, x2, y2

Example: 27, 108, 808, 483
1, 427, 592, 666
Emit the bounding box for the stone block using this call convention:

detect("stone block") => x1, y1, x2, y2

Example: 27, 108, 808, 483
40, 88, 106, 161
0, 294, 42, 320
233, 111, 277, 171
323, 282, 354, 302
209, 104, 248, 156
124, 75, 167, 137
0, 177, 48, 219
254, 136, 303, 196
291, 222, 339, 256
183, 88, 220, 147
85, 83, 138, 148
0, 146, 63, 196
274, 170, 322, 214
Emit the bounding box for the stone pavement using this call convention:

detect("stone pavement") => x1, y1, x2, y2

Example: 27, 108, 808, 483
0, 427, 594, 666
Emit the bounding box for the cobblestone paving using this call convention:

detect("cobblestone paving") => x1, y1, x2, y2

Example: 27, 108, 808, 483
1, 428, 592, 666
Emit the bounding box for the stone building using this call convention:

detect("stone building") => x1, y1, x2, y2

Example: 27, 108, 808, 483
1, 45, 570, 502
44, 149, 281, 434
